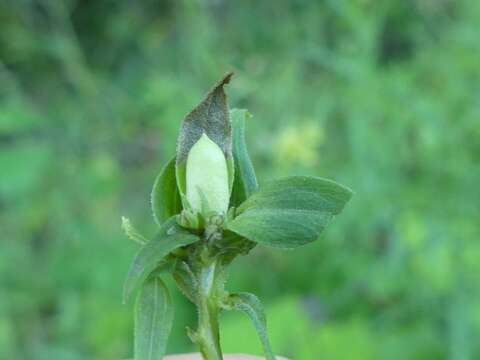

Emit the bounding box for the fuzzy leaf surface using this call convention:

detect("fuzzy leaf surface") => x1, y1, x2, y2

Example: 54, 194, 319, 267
172, 261, 197, 303
230, 109, 258, 207
123, 217, 199, 303
135, 276, 173, 360
227, 176, 352, 248
228, 292, 275, 360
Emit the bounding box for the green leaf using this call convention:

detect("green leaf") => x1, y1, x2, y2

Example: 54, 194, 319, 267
123, 217, 199, 303
226, 176, 353, 248
175, 73, 234, 201
215, 230, 256, 265
151, 157, 182, 226
135, 276, 174, 360
227, 292, 275, 360
172, 260, 197, 303
230, 109, 258, 207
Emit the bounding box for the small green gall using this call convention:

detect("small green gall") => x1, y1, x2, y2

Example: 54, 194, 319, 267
186, 133, 230, 215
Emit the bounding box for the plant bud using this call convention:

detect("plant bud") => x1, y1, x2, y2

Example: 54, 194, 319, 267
186, 133, 230, 215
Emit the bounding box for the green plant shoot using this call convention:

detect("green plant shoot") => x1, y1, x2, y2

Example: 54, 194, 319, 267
122, 73, 353, 360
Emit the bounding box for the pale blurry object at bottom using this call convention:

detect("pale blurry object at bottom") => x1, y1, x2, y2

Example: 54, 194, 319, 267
164, 355, 288, 360
127, 354, 288, 359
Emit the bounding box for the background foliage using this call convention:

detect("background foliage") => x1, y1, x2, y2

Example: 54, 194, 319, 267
1, 1, 479, 359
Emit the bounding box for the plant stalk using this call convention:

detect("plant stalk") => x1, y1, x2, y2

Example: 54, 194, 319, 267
195, 259, 223, 360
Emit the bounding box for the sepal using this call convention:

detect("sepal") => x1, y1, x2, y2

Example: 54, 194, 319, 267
230, 109, 258, 207
151, 157, 182, 226
175, 73, 234, 205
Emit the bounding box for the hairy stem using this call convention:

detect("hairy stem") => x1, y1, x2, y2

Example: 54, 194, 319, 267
195, 260, 223, 360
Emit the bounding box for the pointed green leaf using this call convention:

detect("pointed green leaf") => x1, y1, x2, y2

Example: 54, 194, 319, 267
151, 157, 182, 226
227, 176, 353, 248
230, 109, 258, 207
123, 217, 199, 303
135, 276, 174, 360
228, 292, 275, 360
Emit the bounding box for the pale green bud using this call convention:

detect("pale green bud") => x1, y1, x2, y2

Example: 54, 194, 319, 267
186, 133, 230, 215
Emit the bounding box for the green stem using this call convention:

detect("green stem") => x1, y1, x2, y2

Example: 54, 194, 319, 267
195, 260, 223, 360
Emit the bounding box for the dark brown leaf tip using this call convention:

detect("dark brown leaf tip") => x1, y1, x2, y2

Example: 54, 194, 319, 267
217, 71, 234, 87
176, 73, 234, 164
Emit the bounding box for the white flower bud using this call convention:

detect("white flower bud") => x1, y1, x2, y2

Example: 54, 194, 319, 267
186, 133, 230, 215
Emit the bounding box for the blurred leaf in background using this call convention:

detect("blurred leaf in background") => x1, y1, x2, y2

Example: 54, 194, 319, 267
1, 0, 479, 359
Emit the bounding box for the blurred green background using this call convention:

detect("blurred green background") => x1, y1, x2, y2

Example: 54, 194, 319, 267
1, 1, 479, 359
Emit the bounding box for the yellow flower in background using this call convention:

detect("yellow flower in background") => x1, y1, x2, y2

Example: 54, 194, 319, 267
274, 122, 324, 167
